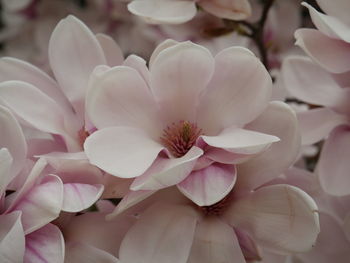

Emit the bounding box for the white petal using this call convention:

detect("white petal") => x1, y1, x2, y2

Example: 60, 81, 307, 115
225, 184, 320, 254
199, 0, 251, 20
84, 127, 164, 178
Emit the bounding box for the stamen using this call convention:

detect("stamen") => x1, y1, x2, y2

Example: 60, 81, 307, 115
160, 120, 202, 158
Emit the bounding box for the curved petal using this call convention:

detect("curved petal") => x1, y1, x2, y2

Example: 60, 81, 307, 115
122, 55, 150, 86
119, 202, 198, 263
197, 47, 271, 135
149, 39, 179, 68
0, 211, 25, 263
127, 0, 197, 24
177, 163, 236, 206
201, 128, 279, 155
199, 0, 251, 20
150, 41, 214, 123
86, 66, 161, 135
295, 28, 350, 74
131, 146, 203, 191
237, 102, 301, 190
10, 175, 64, 234
49, 15, 106, 119
65, 242, 119, 263
303, 2, 350, 42
0, 148, 13, 196
225, 184, 320, 254
0, 105, 27, 178
187, 218, 245, 263
0, 81, 68, 136
316, 0, 350, 25
62, 183, 104, 212
24, 224, 64, 263
84, 127, 164, 178
282, 56, 347, 107
318, 125, 350, 196
0, 57, 72, 112
96, 34, 124, 67
297, 108, 347, 145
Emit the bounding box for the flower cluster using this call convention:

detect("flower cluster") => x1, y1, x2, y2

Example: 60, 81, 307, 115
0, 0, 349, 262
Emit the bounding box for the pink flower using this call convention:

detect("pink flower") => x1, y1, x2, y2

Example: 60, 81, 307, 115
295, 0, 350, 73
127, 0, 251, 24
82, 39, 304, 206
282, 56, 350, 196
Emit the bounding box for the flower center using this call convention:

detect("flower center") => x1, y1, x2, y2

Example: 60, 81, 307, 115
160, 121, 202, 158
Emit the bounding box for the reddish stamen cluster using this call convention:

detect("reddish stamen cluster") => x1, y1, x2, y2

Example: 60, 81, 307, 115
160, 121, 202, 158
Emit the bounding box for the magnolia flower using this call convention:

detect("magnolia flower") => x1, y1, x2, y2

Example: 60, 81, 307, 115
295, 0, 350, 73
82, 38, 308, 206
127, 0, 251, 24
0, 106, 65, 262
282, 56, 350, 196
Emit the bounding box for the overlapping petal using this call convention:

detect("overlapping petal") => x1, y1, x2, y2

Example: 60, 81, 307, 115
199, 0, 251, 20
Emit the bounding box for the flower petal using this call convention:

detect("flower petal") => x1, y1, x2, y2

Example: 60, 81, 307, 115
225, 184, 320, 254
122, 55, 150, 86
62, 183, 104, 212
84, 127, 164, 178
197, 47, 271, 134
149, 39, 179, 67
10, 174, 64, 234
86, 66, 160, 135
187, 218, 245, 263
316, 0, 350, 25
201, 128, 279, 155
282, 56, 348, 107
0, 57, 72, 112
318, 125, 350, 196
199, 0, 251, 20
96, 33, 124, 67
127, 0, 197, 24
177, 163, 236, 206
0, 211, 25, 263
237, 102, 300, 190
119, 202, 198, 263
130, 146, 203, 191
49, 15, 106, 118
295, 28, 350, 73
24, 224, 64, 263
0, 148, 13, 196
150, 41, 214, 123
297, 108, 347, 145
65, 242, 119, 263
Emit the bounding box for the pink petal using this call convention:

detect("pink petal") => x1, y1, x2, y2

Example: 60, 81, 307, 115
49, 15, 106, 119
197, 47, 271, 135
295, 28, 350, 73
303, 2, 350, 42
101, 175, 133, 199
96, 34, 124, 67
24, 224, 64, 263
10, 174, 64, 234
150, 41, 214, 123
84, 127, 164, 178
106, 190, 156, 219
122, 55, 150, 86
237, 102, 300, 190
318, 125, 350, 196
119, 203, 198, 263
64, 212, 135, 257
0, 211, 25, 263
225, 184, 320, 254
282, 56, 349, 107
234, 228, 261, 261
86, 66, 161, 135
199, 0, 251, 20
201, 128, 279, 155
0, 81, 72, 139
127, 0, 197, 24
65, 242, 119, 263
62, 183, 104, 212
0, 148, 13, 196
130, 146, 203, 191
0, 106, 27, 178
0, 57, 72, 112
149, 39, 179, 67
187, 217, 246, 263
297, 108, 347, 145
177, 163, 236, 206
